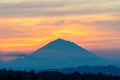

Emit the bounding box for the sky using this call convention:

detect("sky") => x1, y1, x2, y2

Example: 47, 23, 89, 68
0, 0, 120, 61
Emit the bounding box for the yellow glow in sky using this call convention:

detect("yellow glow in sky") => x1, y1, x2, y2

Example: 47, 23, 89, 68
0, 0, 120, 54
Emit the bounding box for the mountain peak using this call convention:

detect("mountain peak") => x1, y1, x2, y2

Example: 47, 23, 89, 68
50, 38, 72, 44
53, 38, 70, 43
55, 38, 65, 41
43, 38, 78, 49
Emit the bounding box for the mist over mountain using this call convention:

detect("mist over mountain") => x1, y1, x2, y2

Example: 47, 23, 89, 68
0, 39, 112, 70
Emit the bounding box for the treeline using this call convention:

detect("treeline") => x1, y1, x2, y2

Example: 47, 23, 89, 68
0, 69, 120, 80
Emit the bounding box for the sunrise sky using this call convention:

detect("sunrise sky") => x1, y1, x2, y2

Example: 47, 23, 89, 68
0, 0, 120, 59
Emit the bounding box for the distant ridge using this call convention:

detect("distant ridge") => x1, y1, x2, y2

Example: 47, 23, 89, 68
49, 65, 120, 75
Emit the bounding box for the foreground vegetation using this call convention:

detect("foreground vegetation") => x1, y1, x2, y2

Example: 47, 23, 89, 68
0, 69, 120, 80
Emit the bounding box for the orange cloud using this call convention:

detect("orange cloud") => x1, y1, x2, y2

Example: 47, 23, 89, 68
0, 13, 119, 53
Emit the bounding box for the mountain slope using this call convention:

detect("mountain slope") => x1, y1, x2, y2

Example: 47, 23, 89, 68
4, 39, 107, 70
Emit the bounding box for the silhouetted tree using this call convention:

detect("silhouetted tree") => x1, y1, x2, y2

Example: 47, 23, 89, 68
15, 74, 22, 80
30, 69, 35, 74
31, 75, 38, 80
0, 69, 120, 80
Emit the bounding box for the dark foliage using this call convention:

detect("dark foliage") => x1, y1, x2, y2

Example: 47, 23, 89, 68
0, 69, 120, 80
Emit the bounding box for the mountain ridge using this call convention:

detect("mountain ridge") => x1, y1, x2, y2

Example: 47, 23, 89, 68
48, 65, 120, 75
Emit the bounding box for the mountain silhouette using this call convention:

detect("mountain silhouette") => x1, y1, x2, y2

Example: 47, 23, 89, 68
34, 38, 91, 54
33, 38, 95, 57
3, 39, 107, 70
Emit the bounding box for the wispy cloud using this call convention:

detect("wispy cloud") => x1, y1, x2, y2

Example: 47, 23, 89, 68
0, 0, 120, 17
0, 53, 28, 62
92, 20, 120, 29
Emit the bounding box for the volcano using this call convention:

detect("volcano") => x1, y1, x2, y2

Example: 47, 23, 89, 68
4, 39, 106, 70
